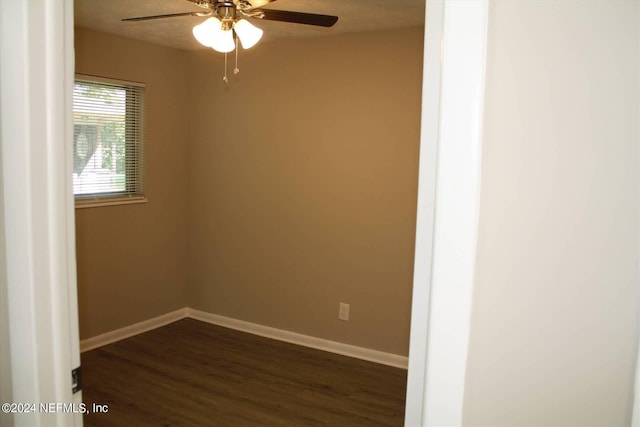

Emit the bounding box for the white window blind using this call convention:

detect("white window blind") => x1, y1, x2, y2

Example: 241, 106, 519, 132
73, 76, 145, 203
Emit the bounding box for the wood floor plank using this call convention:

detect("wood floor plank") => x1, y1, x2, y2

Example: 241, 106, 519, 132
81, 318, 407, 426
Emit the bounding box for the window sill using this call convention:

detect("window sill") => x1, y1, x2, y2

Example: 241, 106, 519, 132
75, 196, 148, 209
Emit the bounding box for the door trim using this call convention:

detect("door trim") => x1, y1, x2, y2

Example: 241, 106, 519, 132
404, 1, 489, 425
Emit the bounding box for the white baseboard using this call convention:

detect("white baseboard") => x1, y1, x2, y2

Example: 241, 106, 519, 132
80, 308, 188, 352
80, 307, 408, 369
187, 308, 408, 369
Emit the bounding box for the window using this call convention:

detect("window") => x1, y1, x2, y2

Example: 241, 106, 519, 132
73, 75, 145, 207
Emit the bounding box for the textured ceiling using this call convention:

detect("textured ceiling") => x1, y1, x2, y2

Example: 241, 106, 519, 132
74, 0, 425, 51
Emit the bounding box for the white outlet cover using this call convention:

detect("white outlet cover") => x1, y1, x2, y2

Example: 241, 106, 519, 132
339, 303, 350, 321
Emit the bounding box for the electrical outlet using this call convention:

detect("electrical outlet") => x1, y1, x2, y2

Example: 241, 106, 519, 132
339, 302, 350, 321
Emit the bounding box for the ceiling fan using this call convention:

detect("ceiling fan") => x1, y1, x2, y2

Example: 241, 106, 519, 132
123, 0, 338, 28
123, 0, 338, 81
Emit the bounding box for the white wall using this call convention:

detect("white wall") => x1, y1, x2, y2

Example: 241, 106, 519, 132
463, 1, 640, 426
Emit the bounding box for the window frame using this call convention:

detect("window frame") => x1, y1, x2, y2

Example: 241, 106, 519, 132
73, 74, 147, 209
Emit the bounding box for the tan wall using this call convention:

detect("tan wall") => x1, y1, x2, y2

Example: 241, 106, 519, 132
187, 27, 423, 356
464, 1, 639, 425
74, 28, 190, 339
74, 27, 422, 355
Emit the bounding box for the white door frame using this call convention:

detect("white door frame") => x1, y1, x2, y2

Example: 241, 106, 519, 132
633, 4, 640, 425
0, 0, 82, 426
405, 1, 489, 425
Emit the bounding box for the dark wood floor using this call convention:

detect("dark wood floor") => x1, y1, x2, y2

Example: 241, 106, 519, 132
81, 318, 407, 426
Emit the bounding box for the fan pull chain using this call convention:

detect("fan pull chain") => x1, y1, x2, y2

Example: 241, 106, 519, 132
234, 37, 240, 76
223, 52, 229, 83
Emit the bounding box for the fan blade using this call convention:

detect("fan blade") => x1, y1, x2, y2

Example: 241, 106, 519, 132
257, 9, 338, 27
122, 11, 208, 22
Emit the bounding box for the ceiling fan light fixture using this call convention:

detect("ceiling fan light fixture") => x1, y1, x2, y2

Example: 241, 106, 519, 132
193, 17, 235, 53
234, 19, 263, 49
210, 28, 235, 53
192, 17, 222, 48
